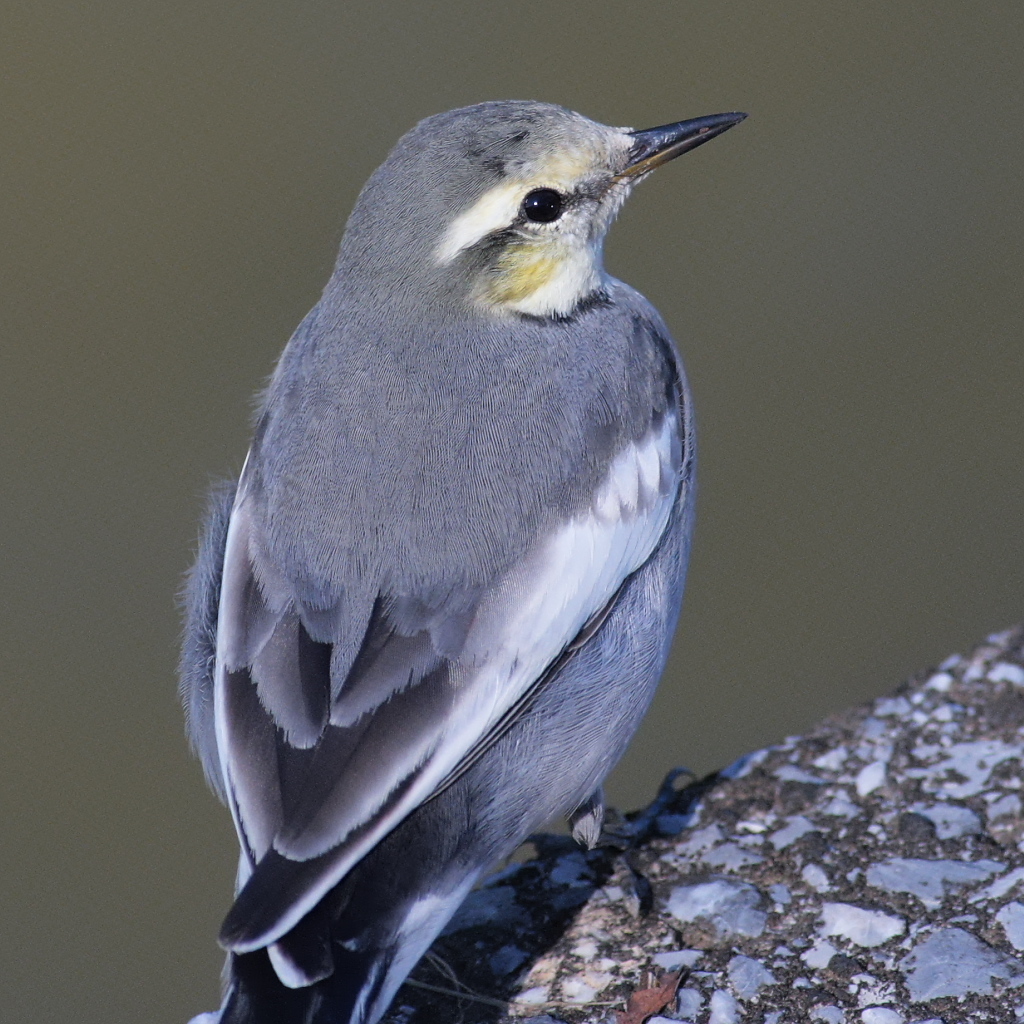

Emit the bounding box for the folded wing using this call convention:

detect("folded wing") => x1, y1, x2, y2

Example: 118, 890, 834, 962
214, 410, 683, 955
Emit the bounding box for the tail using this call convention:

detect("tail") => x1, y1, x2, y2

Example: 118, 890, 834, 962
210, 876, 476, 1024
218, 946, 392, 1024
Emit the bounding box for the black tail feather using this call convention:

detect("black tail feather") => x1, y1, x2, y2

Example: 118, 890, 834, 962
220, 946, 388, 1024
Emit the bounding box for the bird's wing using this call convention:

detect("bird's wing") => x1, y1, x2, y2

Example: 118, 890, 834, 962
215, 409, 684, 953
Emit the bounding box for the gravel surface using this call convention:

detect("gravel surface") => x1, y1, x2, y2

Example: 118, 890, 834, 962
384, 625, 1024, 1024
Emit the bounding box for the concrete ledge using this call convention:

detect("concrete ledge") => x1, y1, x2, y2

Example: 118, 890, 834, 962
384, 625, 1024, 1024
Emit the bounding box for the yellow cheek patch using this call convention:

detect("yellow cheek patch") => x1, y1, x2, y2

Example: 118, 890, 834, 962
477, 240, 603, 318
482, 249, 562, 304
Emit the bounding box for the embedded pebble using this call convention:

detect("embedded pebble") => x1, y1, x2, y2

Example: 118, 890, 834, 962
866, 858, 1003, 909
856, 761, 887, 797
898, 927, 1024, 1000
820, 903, 905, 947
997, 902, 1024, 951
770, 815, 817, 850
861, 718, 889, 741
677, 824, 725, 855
821, 792, 861, 818
708, 989, 740, 1024
915, 739, 1020, 798
651, 948, 702, 971
860, 1010, 903, 1024
721, 749, 770, 779
989, 661, 1024, 686
926, 671, 954, 691
987, 792, 1021, 820
802, 863, 831, 892
802, 938, 838, 968
514, 986, 549, 1006
811, 1008, 845, 1023
875, 697, 912, 718
727, 954, 775, 998
703, 842, 765, 869
911, 802, 981, 839
814, 746, 849, 771
569, 939, 596, 961
775, 764, 826, 785
667, 879, 767, 939
971, 864, 1024, 903
559, 977, 596, 1003
675, 987, 703, 1019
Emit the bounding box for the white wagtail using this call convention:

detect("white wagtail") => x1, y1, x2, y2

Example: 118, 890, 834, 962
181, 100, 745, 1024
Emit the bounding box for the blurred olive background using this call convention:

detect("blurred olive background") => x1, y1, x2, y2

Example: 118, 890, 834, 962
2, 1, 1022, 1021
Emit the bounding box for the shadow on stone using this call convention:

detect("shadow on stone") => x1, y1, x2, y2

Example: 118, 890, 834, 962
385, 771, 715, 1024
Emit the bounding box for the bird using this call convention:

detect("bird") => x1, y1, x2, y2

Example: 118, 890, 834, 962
179, 99, 745, 1024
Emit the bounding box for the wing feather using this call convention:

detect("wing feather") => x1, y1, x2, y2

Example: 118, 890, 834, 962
214, 411, 684, 954
222, 667, 283, 861
249, 613, 330, 748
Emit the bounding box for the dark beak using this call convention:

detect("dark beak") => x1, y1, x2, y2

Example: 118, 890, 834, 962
617, 111, 748, 179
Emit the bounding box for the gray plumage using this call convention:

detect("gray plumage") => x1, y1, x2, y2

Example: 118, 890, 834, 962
180, 99, 744, 1024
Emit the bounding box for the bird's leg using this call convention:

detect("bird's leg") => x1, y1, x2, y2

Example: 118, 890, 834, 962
567, 786, 605, 849
623, 850, 655, 916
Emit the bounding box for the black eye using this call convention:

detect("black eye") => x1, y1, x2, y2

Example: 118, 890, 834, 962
522, 188, 564, 223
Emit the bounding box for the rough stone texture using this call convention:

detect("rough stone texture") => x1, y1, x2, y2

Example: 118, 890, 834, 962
383, 626, 1024, 1024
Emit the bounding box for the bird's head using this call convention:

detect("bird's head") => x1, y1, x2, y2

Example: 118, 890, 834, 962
332, 101, 746, 320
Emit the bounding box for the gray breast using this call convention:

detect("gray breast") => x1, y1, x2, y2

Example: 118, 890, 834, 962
246, 283, 679, 600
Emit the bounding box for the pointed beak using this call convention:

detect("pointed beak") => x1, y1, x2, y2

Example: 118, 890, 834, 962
617, 111, 748, 179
